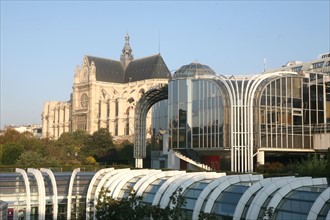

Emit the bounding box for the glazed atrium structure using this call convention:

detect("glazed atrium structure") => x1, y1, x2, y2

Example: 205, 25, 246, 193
138, 54, 330, 172
0, 168, 329, 219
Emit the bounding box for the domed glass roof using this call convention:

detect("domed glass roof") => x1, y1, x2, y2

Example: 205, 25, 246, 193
173, 62, 216, 78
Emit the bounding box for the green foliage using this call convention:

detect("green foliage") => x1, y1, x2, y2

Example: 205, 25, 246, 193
84, 156, 97, 165
116, 142, 134, 166
0, 128, 132, 167
168, 187, 187, 219
15, 151, 60, 167
289, 154, 328, 177
0, 129, 22, 144
263, 207, 274, 220
1, 142, 24, 165
92, 128, 114, 150
87, 128, 116, 161
255, 162, 285, 175
198, 211, 216, 220
96, 187, 187, 220
96, 187, 148, 220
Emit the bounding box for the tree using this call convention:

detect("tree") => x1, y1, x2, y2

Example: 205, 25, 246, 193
95, 187, 148, 220
117, 142, 134, 166
198, 211, 216, 220
1, 143, 23, 165
92, 128, 114, 150
0, 129, 22, 145
15, 151, 60, 167
84, 156, 97, 165
263, 207, 274, 220
167, 187, 186, 219
89, 128, 115, 161
290, 154, 327, 177
95, 187, 187, 220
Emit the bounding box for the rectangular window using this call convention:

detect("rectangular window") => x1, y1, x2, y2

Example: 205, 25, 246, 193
312, 62, 324, 69
115, 101, 119, 117
107, 101, 110, 118
98, 101, 101, 118
115, 122, 118, 136
291, 66, 303, 72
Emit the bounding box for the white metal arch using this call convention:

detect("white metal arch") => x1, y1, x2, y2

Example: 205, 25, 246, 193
27, 168, 46, 220
111, 169, 158, 199
159, 172, 222, 209
15, 168, 31, 220
192, 175, 230, 220
109, 169, 151, 199
66, 168, 80, 220
85, 168, 114, 220
40, 168, 58, 220
93, 169, 129, 220
152, 171, 187, 206
101, 169, 131, 193
245, 176, 309, 220
232, 176, 295, 220
135, 170, 184, 197
213, 71, 298, 172
159, 172, 202, 208
212, 75, 236, 171
267, 178, 328, 218
326, 209, 330, 220
132, 170, 162, 193
246, 71, 298, 172
307, 187, 330, 219
202, 174, 262, 214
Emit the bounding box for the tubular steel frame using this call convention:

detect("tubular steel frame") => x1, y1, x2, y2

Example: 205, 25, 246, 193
134, 83, 168, 167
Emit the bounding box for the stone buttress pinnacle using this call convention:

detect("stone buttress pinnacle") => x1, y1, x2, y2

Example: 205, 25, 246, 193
120, 33, 134, 68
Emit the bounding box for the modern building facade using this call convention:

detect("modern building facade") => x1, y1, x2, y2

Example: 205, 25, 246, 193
143, 54, 330, 172
42, 34, 170, 141
0, 168, 329, 220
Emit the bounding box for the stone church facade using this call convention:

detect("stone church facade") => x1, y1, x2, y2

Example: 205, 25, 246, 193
42, 34, 170, 140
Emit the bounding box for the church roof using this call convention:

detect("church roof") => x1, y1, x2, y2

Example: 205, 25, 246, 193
124, 54, 171, 82
85, 34, 170, 84
86, 56, 124, 83
86, 54, 170, 83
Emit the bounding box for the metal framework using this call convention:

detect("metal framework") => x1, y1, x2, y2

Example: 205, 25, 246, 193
133, 72, 298, 172
40, 168, 58, 220
67, 168, 80, 220
214, 71, 297, 172
15, 168, 31, 220
27, 168, 46, 220
2, 168, 329, 219
134, 83, 168, 168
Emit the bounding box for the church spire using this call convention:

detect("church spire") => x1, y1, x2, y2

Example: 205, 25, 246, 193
120, 33, 134, 68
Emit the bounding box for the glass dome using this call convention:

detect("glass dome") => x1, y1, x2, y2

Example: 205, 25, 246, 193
173, 62, 216, 78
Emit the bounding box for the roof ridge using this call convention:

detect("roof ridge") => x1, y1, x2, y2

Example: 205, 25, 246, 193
131, 53, 160, 62
86, 55, 120, 62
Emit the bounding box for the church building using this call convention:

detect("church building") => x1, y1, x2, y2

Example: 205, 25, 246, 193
42, 34, 171, 140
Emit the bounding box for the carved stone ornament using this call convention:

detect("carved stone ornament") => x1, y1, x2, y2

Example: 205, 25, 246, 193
80, 93, 89, 108
90, 61, 96, 75
74, 65, 80, 76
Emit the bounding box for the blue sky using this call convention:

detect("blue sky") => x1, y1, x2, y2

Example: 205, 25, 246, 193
1, 1, 329, 128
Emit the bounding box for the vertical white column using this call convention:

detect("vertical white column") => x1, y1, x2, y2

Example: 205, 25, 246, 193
27, 168, 45, 220
16, 168, 31, 220
67, 168, 80, 220
40, 168, 58, 220
135, 158, 143, 168
257, 150, 265, 165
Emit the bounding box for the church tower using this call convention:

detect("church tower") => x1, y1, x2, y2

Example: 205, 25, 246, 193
120, 33, 134, 68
